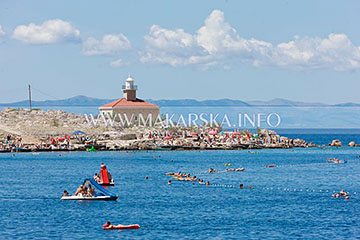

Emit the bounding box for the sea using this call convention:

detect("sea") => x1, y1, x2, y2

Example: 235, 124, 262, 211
0, 105, 360, 239
0, 146, 359, 239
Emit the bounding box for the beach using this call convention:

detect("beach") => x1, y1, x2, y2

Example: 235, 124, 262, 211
1, 108, 359, 153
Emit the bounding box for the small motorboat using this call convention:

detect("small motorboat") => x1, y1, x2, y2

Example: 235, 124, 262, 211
61, 178, 118, 201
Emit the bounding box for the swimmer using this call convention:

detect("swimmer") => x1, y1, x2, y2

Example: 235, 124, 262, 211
206, 181, 210, 186
206, 168, 217, 173
171, 160, 174, 163
239, 184, 244, 189
168, 180, 172, 185
331, 193, 340, 198
145, 176, 149, 180
345, 196, 350, 200
249, 185, 253, 189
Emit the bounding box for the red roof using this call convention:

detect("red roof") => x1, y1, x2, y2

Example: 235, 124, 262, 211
100, 98, 159, 108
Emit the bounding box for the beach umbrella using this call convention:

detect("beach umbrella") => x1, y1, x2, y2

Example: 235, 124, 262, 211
190, 132, 198, 136
209, 130, 218, 135
72, 130, 87, 135
164, 136, 172, 140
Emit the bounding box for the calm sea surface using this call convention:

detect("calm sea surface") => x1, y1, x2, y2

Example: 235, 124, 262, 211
1, 140, 360, 239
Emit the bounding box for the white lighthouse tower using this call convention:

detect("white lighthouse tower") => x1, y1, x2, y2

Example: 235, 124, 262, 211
122, 75, 138, 101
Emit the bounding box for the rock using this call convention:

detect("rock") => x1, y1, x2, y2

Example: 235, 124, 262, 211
200, 143, 207, 149
118, 133, 137, 140
292, 138, 307, 147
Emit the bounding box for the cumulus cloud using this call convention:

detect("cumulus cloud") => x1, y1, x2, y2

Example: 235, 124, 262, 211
142, 10, 360, 71
0, 25, 5, 37
82, 34, 131, 56
141, 25, 203, 66
12, 19, 80, 44
110, 58, 130, 68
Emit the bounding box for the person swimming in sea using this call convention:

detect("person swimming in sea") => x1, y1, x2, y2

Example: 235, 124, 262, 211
205, 168, 217, 173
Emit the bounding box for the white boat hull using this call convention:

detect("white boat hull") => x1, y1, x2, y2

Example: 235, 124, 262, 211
60, 195, 118, 201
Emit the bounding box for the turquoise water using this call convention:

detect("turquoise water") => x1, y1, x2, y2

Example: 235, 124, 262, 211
0, 147, 360, 239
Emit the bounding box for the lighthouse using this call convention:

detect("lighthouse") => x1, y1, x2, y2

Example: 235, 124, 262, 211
122, 75, 138, 101
99, 75, 160, 119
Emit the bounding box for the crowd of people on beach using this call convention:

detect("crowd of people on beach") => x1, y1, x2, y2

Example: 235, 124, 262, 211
0, 133, 100, 152
0, 135, 23, 150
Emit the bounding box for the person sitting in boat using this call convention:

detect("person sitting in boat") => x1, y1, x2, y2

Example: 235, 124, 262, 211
93, 173, 101, 183
100, 162, 106, 170
74, 185, 84, 196
86, 185, 96, 197
107, 171, 113, 183
82, 187, 88, 197
62, 190, 69, 197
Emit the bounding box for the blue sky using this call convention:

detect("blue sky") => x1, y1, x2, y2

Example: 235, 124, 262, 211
0, 0, 359, 104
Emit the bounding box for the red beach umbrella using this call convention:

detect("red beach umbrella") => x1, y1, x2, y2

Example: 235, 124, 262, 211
164, 136, 172, 140
190, 132, 198, 136
209, 130, 217, 135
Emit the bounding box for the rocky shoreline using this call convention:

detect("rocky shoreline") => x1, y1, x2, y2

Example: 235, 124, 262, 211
0, 108, 359, 153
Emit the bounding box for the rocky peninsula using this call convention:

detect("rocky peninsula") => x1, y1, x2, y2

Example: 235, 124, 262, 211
0, 108, 358, 152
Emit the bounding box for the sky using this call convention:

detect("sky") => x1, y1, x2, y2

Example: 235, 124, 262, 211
0, 0, 359, 104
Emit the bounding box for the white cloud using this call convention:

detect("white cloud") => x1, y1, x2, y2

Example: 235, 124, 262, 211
0, 25, 5, 37
141, 25, 203, 66
82, 34, 131, 56
271, 34, 360, 71
142, 10, 360, 71
12, 19, 80, 44
110, 58, 130, 68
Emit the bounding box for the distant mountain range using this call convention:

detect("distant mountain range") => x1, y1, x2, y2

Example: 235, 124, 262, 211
0, 95, 359, 107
